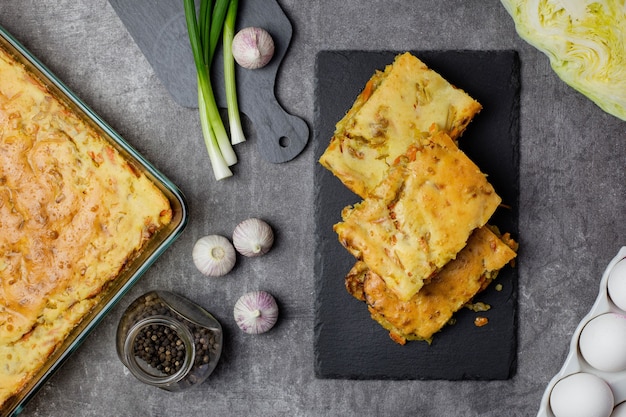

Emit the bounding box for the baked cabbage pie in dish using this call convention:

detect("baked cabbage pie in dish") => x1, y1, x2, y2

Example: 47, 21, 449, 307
0, 29, 185, 414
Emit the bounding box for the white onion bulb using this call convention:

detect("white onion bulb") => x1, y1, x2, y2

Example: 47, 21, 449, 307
233, 291, 279, 334
231, 27, 275, 69
232, 218, 274, 257
192, 235, 236, 277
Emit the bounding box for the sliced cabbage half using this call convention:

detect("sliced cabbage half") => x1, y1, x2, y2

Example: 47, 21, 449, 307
501, 0, 626, 121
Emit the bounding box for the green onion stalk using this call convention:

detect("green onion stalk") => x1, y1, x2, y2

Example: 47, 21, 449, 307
223, 0, 245, 145
184, 0, 237, 180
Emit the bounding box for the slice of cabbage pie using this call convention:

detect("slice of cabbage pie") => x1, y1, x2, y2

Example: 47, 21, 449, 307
319, 52, 482, 199
334, 131, 502, 301
345, 226, 517, 344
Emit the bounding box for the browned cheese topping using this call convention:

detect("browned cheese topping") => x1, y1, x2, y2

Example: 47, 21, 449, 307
0, 45, 171, 406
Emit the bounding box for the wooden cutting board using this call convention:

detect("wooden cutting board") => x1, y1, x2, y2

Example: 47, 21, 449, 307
314, 50, 520, 380
108, 0, 308, 163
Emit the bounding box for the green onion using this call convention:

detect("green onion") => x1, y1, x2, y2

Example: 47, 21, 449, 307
197, 87, 231, 179
208, 0, 229, 62
223, 0, 245, 145
184, 0, 236, 180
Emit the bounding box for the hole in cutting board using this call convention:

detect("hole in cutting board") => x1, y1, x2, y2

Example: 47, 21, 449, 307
279, 136, 290, 148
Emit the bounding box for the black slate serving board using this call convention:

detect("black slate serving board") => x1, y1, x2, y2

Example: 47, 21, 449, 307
108, 0, 308, 163
313, 50, 520, 380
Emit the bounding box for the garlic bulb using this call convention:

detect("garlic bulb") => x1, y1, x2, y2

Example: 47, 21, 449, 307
231, 27, 275, 69
192, 235, 236, 277
233, 291, 278, 334
232, 218, 274, 257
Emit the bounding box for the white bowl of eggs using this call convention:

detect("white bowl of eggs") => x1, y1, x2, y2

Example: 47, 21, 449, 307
537, 247, 626, 417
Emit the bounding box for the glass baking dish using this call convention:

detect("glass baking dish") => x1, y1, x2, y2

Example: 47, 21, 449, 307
0, 25, 188, 417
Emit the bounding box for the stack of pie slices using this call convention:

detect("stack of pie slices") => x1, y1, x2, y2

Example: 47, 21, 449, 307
319, 52, 518, 345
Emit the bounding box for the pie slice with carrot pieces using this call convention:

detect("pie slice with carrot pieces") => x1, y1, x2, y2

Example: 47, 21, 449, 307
334, 131, 501, 302
319, 52, 482, 198
345, 226, 518, 344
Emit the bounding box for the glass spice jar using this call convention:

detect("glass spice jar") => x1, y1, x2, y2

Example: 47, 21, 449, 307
116, 291, 223, 391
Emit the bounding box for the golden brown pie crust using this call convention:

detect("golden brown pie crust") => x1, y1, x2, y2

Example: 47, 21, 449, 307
0, 45, 172, 406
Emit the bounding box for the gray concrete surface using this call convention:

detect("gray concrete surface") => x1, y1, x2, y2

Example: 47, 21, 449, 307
0, 1, 624, 416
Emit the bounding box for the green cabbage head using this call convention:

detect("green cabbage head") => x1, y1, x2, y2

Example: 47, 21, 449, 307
501, 0, 626, 120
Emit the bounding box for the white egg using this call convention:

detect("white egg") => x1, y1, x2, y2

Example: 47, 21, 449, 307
608, 259, 626, 311
579, 313, 626, 372
549, 373, 614, 417
611, 402, 626, 417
